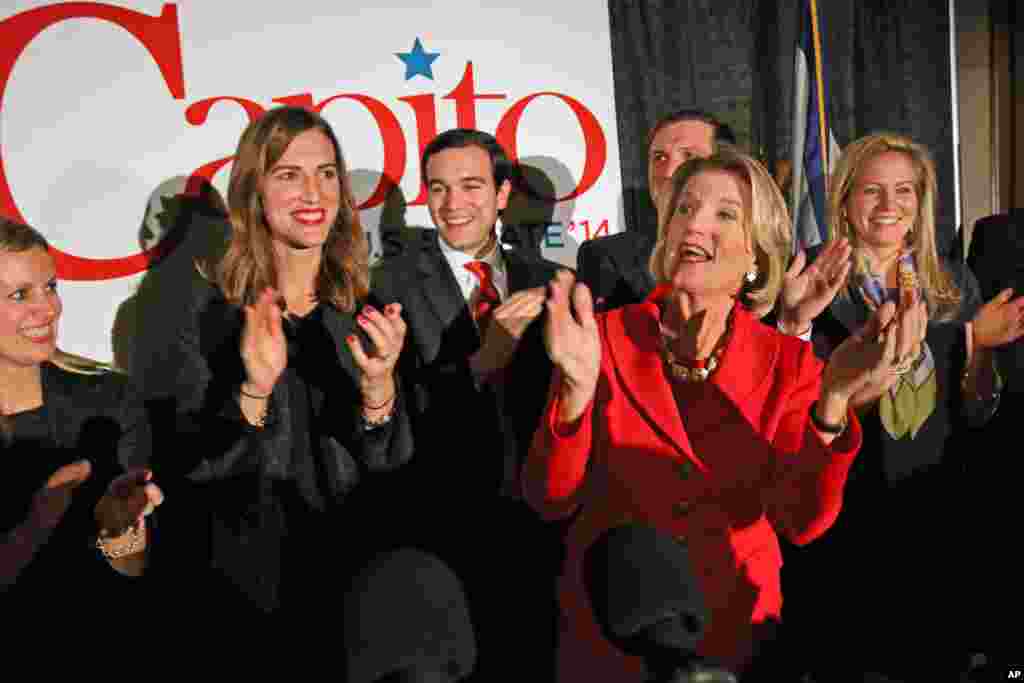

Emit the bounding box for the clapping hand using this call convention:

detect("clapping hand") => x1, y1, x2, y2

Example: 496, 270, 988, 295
94, 468, 164, 537
348, 303, 407, 395
31, 460, 92, 530
470, 287, 546, 378
544, 270, 601, 422
240, 288, 287, 396
777, 239, 853, 335
972, 288, 1024, 351
822, 301, 900, 402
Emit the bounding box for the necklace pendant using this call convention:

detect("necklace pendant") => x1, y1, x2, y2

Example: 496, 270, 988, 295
691, 366, 709, 382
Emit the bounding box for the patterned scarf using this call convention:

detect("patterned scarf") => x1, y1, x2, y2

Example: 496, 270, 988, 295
856, 251, 937, 440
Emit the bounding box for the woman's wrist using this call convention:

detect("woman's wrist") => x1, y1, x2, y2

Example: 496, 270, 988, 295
240, 380, 273, 399
95, 524, 146, 560
556, 375, 596, 425
777, 313, 812, 338
816, 389, 850, 426
361, 375, 396, 408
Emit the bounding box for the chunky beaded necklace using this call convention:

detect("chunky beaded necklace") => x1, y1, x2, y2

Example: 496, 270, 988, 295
649, 284, 732, 383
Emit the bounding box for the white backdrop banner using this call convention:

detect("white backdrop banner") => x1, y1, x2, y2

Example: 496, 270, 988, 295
0, 1, 622, 363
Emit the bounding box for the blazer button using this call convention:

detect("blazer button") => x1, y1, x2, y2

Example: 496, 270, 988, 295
672, 501, 694, 518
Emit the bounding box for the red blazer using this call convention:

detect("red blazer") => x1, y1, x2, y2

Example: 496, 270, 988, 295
524, 301, 862, 679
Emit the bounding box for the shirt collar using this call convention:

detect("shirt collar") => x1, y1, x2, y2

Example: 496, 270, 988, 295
437, 223, 506, 276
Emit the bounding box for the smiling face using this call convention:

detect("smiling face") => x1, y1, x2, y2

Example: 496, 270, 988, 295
648, 119, 716, 208
662, 169, 755, 304
426, 144, 511, 257
0, 247, 61, 370
844, 149, 919, 260
260, 128, 341, 252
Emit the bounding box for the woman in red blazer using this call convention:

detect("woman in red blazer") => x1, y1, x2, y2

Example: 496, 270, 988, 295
524, 148, 907, 681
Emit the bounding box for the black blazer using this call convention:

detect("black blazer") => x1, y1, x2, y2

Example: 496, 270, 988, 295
370, 234, 563, 680
371, 233, 560, 507
963, 211, 1024, 666
150, 283, 413, 613
576, 231, 656, 312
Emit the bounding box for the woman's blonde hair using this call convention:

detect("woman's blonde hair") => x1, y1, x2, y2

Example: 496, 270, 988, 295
828, 132, 960, 319
0, 217, 111, 442
216, 106, 368, 311
649, 146, 792, 312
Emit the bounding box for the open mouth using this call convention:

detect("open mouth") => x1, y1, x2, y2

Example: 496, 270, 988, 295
292, 209, 326, 225
22, 324, 54, 343
870, 216, 904, 226
444, 216, 473, 228
678, 243, 712, 262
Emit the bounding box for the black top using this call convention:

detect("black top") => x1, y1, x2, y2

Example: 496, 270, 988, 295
150, 283, 414, 618
782, 259, 986, 679
1, 364, 149, 644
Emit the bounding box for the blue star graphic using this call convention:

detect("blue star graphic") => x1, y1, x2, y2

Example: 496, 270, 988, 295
395, 38, 440, 80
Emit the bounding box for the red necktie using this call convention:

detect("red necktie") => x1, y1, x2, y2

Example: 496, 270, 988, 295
464, 260, 500, 333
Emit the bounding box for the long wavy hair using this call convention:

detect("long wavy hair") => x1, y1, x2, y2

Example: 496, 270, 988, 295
215, 106, 368, 311
0, 217, 109, 442
649, 146, 792, 313
828, 132, 960, 319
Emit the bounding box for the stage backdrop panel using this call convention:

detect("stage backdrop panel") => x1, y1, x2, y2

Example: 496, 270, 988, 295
0, 1, 622, 365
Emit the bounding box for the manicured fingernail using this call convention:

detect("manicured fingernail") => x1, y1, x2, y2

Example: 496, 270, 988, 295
364, 306, 377, 315
357, 316, 368, 325
346, 335, 356, 343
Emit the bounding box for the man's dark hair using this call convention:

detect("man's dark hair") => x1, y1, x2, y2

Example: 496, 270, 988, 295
645, 109, 737, 152
421, 128, 518, 189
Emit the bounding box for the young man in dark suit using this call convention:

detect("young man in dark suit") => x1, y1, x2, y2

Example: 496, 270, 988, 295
576, 109, 736, 311
371, 129, 563, 681
964, 209, 1024, 676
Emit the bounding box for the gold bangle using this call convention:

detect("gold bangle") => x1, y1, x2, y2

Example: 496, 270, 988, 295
95, 525, 145, 560
363, 391, 396, 411
239, 384, 271, 400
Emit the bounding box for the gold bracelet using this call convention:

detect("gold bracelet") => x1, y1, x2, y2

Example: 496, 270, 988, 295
95, 525, 145, 561
239, 384, 271, 400
363, 391, 396, 411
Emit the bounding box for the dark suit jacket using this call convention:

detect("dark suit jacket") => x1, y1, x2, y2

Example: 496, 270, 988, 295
576, 231, 656, 312
965, 211, 1024, 659
371, 234, 561, 513
371, 233, 563, 680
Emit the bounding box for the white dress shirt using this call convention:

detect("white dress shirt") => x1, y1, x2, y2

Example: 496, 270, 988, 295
437, 227, 509, 304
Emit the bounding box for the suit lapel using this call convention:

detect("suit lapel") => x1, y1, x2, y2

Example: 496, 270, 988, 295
503, 245, 553, 293
418, 236, 468, 330
627, 233, 656, 300
409, 235, 481, 361
604, 303, 701, 468
604, 303, 780, 472
710, 305, 779, 424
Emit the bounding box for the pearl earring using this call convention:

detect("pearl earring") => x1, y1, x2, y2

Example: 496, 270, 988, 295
745, 268, 758, 284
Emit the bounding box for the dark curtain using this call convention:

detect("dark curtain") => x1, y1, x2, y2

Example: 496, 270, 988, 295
608, 0, 957, 255
607, 1, 757, 243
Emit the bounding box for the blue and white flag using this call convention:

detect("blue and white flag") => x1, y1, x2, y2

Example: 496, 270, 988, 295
790, 0, 841, 251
